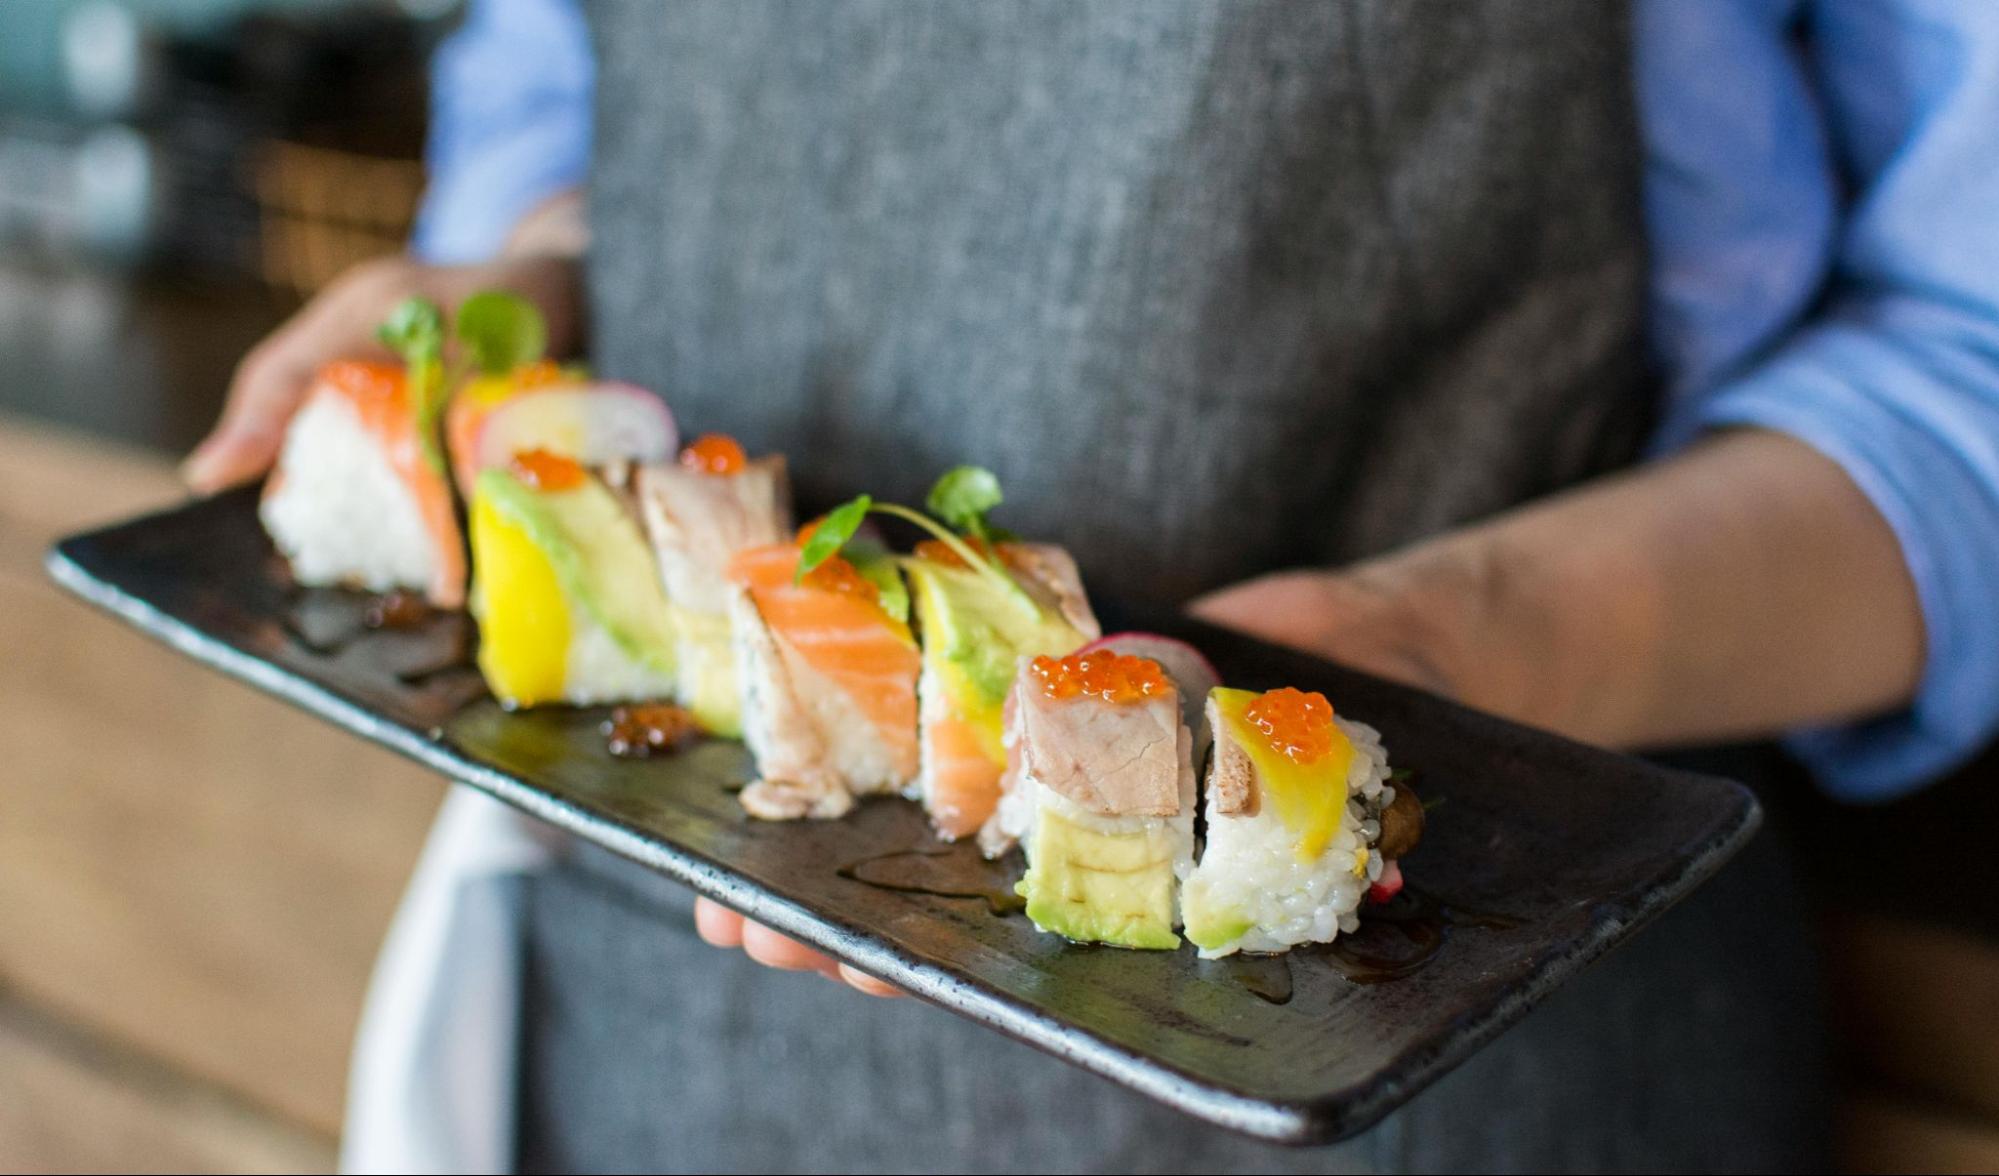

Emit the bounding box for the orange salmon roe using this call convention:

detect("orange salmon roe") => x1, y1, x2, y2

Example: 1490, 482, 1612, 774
514, 359, 566, 388
1030, 650, 1168, 705
800, 553, 880, 602
508, 447, 587, 491
680, 433, 747, 475
1245, 687, 1338, 764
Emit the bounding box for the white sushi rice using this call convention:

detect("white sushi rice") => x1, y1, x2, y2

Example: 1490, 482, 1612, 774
559, 606, 677, 706
1182, 717, 1392, 959
261, 392, 439, 596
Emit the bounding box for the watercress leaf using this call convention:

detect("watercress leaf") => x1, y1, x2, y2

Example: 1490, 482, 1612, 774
925, 465, 1003, 540
455, 290, 547, 375
848, 541, 911, 623
377, 297, 444, 365
795, 494, 871, 582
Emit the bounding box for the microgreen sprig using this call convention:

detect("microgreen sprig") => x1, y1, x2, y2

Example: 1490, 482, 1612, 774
377, 297, 447, 472
795, 467, 1038, 615
376, 290, 549, 473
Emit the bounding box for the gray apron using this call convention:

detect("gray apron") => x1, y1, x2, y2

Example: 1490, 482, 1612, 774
517, 2, 1830, 1169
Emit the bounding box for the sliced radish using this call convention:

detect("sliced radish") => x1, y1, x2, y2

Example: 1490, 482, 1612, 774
1368, 859, 1405, 905
472, 383, 678, 475
1080, 632, 1222, 741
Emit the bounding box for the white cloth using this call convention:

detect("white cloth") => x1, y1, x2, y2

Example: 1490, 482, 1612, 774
339, 786, 564, 1175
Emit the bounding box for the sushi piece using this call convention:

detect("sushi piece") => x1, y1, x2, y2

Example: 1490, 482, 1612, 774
727, 535, 922, 819
468, 449, 677, 708
991, 650, 1197, 950
903, 538, 1100, 840
260, 360, 466, 607
1181, 687, 1417, 958
448, 377, 678, 499
634, 435, 791, 737
443, 358, 566, 496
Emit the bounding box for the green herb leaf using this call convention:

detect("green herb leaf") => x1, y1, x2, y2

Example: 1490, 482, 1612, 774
455, 290, 547, 375
848, 540, 911, 623
795, 495, 872, 583
378, 297, 444, 366
378, 298, 448, 473
925, 465, 1004, 542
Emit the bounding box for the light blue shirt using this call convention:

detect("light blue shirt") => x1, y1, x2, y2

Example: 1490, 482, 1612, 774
417, 0, 1999, 802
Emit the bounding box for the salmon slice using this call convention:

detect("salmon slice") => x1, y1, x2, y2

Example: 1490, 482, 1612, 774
727, 544, 920, 781
318, 361, 467, 608
923, 714, 1004, 839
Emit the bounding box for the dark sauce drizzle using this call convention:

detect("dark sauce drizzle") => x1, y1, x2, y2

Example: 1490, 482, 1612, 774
1218, 888, 1525, 1002
837, 848, 1027, 916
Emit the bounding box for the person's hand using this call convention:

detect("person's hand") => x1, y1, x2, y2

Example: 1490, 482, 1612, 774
1189, 564, 1475, 702
180, 251, 583, 493
693, 898, 903, 997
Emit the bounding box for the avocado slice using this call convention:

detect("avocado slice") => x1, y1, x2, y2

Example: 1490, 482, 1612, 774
673, 608, 741, 737
474, 469, 676, 677
905, 556, 1085, 749
1021, 808, 1181, 950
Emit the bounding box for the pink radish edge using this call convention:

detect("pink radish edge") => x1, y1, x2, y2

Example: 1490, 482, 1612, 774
473, 383, 679, 469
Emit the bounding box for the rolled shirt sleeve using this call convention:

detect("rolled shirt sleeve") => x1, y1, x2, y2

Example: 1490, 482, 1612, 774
411, 0, 594, 265
1643, 0, 1999, 799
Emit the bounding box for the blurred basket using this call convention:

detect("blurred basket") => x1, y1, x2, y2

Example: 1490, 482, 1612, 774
254, 141, 423, 297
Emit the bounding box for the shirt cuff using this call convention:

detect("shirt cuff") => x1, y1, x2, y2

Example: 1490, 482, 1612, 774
1653, 324, 1999, 801
410, 109, 590, 266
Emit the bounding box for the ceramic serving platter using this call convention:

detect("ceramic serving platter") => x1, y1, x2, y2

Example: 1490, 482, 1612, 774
46, 487, 1760, 1145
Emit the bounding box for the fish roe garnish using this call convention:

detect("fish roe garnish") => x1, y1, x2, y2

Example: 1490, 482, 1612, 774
800, 554, 880, 603
1030, 650, 1168, 705
508, 447, 587, 492
680, 433, 747, 475
1244, 686, 1338, 764
514, 359, 566, 388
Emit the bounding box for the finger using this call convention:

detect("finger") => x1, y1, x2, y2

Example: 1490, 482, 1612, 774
181, 344, 304, 491
1186, 573, 1319, 640
693, 898, 745, 948
184, 258, 412, 492
740, 919, 840, 976
837, 963, 904, 998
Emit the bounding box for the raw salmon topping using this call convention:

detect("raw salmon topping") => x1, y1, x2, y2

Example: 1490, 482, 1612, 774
1029, 651, 1167, 705
1244, 687, 1337, 764
508, 447, 587, 492
322, 359, 406, 407
680, 433, 747, 475
801, 554, 879, 602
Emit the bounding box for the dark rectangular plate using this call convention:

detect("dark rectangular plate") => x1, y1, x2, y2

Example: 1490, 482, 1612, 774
46, 488, 1758, 1145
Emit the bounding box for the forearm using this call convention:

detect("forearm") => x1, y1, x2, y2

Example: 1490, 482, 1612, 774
1380, 429, 1925, 749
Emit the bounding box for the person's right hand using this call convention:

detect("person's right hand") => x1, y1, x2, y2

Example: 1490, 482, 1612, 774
180, 251, 583, 493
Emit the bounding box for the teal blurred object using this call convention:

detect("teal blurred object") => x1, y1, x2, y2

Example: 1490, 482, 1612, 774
0, 0, 363, 118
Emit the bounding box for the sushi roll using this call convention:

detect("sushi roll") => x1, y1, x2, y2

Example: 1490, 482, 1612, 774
260, 360, 466, 607
903, 538, 1099, 840
992, 650, 1197, 950
634, 435, 792, 737
1181, 687, 1418, 958
447, 377, 679, 499
727, 535, 921, 819
468, 449, 677, 708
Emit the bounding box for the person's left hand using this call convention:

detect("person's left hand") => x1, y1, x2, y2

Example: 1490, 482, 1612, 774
693, 899, 903, 997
